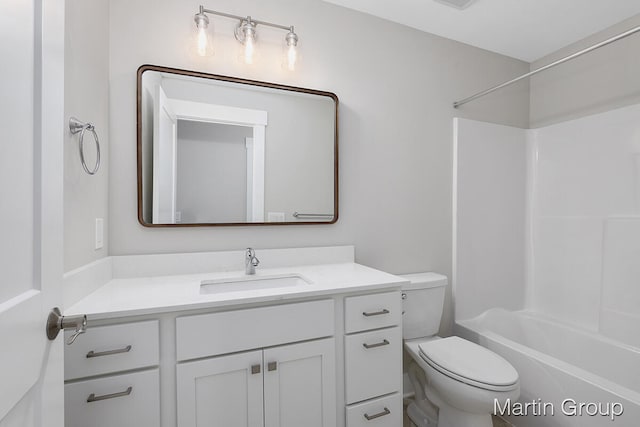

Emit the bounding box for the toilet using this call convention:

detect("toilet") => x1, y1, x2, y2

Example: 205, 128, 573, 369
401, 273, 520, 427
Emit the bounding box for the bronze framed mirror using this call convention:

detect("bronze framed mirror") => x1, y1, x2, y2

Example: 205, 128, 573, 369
137, 65, 338, 227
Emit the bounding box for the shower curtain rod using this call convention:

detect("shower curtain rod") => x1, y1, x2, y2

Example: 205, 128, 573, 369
453, 24, 640, 108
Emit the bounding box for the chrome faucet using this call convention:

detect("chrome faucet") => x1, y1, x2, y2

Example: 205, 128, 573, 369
245, 248, 260, 275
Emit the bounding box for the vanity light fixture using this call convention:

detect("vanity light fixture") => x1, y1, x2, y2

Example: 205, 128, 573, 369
193, 5, 299, 70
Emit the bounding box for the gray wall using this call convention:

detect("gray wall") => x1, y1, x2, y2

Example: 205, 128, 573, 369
176, 121, 250, 223
64, 0, 109, 272
530, 13, 640, 128
107, 0, 529, 334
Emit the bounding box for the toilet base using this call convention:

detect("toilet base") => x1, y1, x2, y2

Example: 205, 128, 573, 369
406, 359, 499, 427
436, 398, 493, 427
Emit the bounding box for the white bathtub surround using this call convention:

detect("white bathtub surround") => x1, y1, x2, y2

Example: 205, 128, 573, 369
529, 104, 640, 334
458, 309, 640, 427
601, 216, 640, 349
454, 103, 640, 345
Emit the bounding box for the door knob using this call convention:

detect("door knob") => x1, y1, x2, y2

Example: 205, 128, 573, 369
46, 307, 87, 345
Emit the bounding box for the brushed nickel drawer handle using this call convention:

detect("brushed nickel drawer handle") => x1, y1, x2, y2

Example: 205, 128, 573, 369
251, 364, 261, 374
87, 386, 132, 403
267, 362, 278, 372
363, 339, 390, 349
86, 345, 132, 358
364, 407, 391, 421
362, 309, 389, 317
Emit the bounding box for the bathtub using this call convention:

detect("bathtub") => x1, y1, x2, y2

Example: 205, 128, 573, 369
456, 309, 640, 427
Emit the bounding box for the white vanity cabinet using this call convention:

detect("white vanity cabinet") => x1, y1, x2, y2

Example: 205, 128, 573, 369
175, 300, 336, 427
64, 287, 404, 427
177, 338, 335, 427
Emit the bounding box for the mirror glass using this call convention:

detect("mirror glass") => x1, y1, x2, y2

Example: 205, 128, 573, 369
137, 65, 338, 226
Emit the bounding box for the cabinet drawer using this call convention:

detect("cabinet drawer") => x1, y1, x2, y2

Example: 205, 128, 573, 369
176, 300, 334, 361
345, 327, 402, 404
344, 292, 401, 334
346, 393, 402, 427
65, 369, 160, 427
65, 320, 159, 380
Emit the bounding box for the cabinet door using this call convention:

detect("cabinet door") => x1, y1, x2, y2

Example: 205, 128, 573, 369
177, 350, 263, 427
263, 338, 336, 427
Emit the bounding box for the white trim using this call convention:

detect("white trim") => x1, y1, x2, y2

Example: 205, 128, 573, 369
250, 127, 265, 222
152, 85, 178, 223
246, 137, 254, 222
452, 118, 459, 321
169, 99, 268, 126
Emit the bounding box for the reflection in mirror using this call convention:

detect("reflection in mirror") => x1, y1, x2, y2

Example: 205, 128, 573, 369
137, 65, 338, 226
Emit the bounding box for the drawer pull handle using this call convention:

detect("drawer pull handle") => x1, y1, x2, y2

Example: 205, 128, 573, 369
267, 361, 278, 372
363, 339, 390, 349
364, 407, 391, 421
251, 364, 261, 374
362, 309, 389, 317
87, 386, 132, 403
86, 345, 132, 358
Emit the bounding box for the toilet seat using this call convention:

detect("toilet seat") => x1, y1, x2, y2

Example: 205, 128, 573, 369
418, 337, 519, 392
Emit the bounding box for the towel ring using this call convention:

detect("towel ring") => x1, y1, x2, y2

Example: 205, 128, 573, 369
69, 117, 101, 175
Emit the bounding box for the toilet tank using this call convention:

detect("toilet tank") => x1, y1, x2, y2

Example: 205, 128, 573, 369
400, 273, 448, 339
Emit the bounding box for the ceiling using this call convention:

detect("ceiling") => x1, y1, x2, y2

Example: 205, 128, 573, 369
322, 0, 640, 62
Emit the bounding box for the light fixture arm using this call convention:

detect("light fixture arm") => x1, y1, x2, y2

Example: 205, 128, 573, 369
199, 6, 293, 32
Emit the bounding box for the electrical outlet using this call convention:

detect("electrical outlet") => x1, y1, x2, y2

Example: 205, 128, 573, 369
95, 218, 104, 250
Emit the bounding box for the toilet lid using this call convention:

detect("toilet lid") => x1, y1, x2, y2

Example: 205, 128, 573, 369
418, 337, 518, 391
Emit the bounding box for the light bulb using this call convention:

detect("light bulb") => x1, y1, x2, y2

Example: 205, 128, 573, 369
284, 29, 298, 71
197, 26, 208, 56
236, 19, 258, 65
244, 34, 255, 64
193, 12, 213, 57
286, 43, 297, 71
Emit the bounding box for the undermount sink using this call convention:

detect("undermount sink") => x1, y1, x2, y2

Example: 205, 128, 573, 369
200, 274, 312, 294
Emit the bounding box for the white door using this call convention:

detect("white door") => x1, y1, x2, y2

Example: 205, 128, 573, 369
152, 84, 178, 224
176, 350, 264, 427
263, 338, 336, 427
0, 0, 65, 426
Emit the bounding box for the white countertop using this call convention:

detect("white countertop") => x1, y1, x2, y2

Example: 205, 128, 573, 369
65, 262, 407, 320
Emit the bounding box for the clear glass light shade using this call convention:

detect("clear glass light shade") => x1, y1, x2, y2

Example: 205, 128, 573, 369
235, 20, 259, 65
285, 43, 298, 71
283, 30, 299, 71
194, 14, 213, 57
243, 33, 256, 64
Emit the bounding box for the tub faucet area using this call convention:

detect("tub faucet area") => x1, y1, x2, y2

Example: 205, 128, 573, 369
245, 248, 260, 275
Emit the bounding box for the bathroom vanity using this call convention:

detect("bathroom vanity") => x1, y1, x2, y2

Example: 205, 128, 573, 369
62, 247, 406, 427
